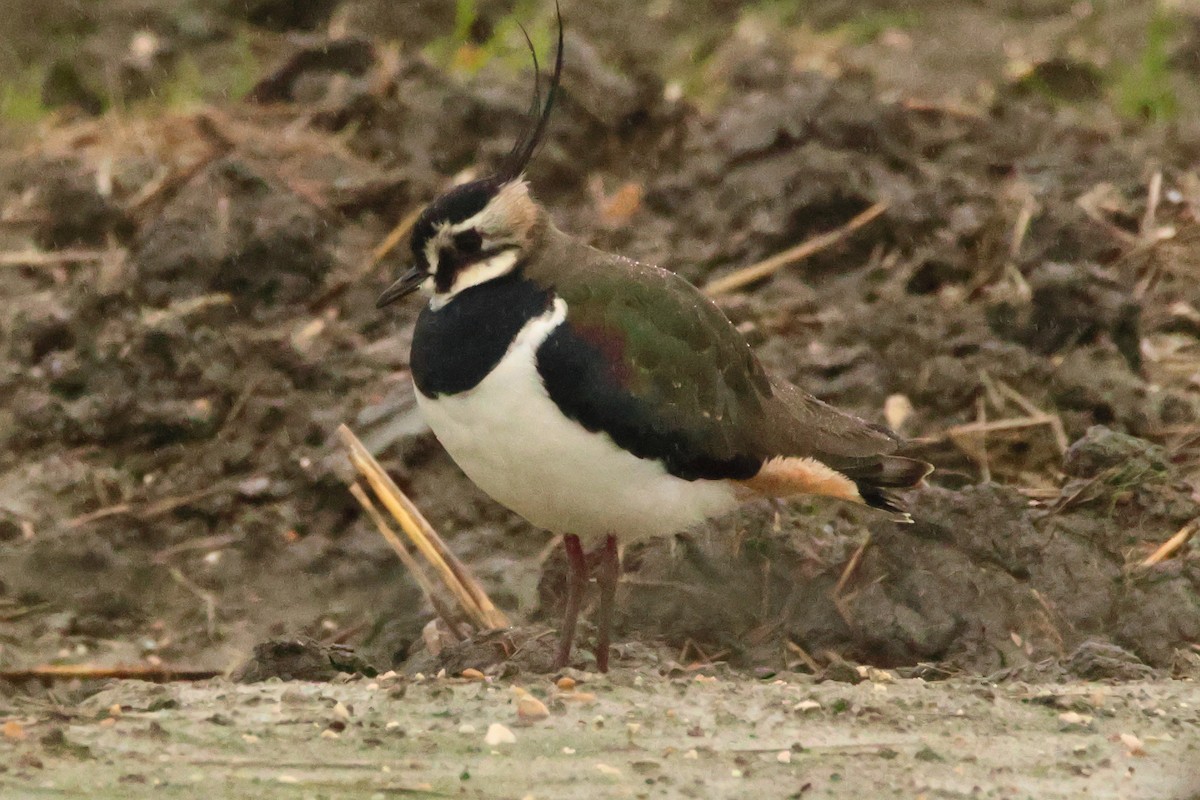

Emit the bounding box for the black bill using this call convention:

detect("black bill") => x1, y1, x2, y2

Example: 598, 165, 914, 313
376, 267, 427, 308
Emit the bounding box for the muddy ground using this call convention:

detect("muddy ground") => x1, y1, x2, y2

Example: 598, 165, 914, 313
1, 0, 1199, 795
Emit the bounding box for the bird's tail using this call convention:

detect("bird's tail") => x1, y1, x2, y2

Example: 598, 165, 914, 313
841, 455, 933, 523
740, 454, 932, 523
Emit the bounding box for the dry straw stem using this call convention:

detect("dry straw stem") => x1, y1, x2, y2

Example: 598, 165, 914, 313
1140, 518, 1198, 568
834, 532, 871, 596
944, 414, 1066, 457
704, 201, 889, 296
0, 248, 108, 268
337, 424, 509, 630
991, 379, 1069, 454
310, 204, 425, 310
786, 639, 822, 672
65, 486, 226, 529
0, 665, 220, 684
168, 565, 217, 639
973, 395, 992, 483
368, 204, 425, 272
348, 482, 464, 640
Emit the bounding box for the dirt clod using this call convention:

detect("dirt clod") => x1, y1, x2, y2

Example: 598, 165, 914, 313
232, 638, 377, 683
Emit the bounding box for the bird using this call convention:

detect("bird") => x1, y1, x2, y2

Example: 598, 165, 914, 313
376, 11, 932, 673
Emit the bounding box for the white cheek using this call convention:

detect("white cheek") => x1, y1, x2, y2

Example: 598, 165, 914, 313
430, 250, 519, 310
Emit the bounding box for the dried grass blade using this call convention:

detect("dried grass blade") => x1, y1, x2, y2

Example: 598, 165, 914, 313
368, 205, 425, 271
0, 665, 220, 683
1141, 518, 1198, 568
704, 201, 888, 296
0, 249, 108, 268
348, 483, 463, 640
338, 424, 509, 629
834, 532, 871, 596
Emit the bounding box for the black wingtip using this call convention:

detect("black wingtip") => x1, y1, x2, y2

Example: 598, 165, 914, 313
850, 456, 932, 523
855, 485, 915, 524
496, 1, 564, 183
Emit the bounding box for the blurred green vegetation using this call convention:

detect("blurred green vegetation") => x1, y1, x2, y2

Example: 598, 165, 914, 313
157, 29, 260, 110
0, 0, 1192, 129
836, 9, 922, 44
424, 0, 555, 77
1112, 5, 1179, 121
0, 68, 50, 125
0, 22, 261, 125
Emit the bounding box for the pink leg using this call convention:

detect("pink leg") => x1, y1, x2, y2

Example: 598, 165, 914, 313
594, 535, 619, 673
554, 534, 588, 670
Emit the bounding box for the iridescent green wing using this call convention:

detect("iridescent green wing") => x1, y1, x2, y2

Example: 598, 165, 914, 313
538, 258, 774, 480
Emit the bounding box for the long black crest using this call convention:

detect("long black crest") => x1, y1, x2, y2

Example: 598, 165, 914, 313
495, 3, 564, 183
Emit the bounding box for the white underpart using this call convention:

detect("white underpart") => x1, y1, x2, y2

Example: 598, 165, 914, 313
415, 298, 741, 545
428, 250, 520, 310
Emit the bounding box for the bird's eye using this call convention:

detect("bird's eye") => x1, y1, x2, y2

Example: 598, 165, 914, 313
454, 230, 482, 253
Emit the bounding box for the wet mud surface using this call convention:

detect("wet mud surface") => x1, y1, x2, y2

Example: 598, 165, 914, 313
1, 1, 1199, 792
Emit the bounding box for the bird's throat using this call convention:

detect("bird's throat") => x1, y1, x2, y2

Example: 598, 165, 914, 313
410, 273, 553, 397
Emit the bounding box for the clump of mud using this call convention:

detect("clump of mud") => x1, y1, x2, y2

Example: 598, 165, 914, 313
591, 426, 1199, 674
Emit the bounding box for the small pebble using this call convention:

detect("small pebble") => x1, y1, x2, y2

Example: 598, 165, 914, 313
485, 723, 517, 746
776, 750, 792, 764
384, 721, 402, 730
462, 668, 486, 681
793, 700, 821, 713
683, 749, 699, 760
556, 676, 576, 690
331, 702, 351, 723
458, 723, 477, 734
561, 691, 597, 705
517, 695, 550, 722
562, 747, 576, 755
320, 729, 340, 740
884, 394, 913, 431
1119, 732, 1145, 755
595, 763, 621, 776
237, 475, 271, 498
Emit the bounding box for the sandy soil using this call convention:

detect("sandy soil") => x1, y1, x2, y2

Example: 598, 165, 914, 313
3, 670, 1198, 799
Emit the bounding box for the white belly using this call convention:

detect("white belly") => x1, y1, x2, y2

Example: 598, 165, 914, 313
414, 299, 740, 545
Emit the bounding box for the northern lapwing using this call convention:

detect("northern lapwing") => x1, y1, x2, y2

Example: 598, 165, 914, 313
377, 11, 932, 672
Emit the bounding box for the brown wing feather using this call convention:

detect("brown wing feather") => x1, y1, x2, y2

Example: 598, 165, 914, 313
762, 379, 900, 459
